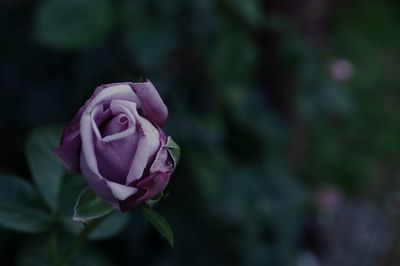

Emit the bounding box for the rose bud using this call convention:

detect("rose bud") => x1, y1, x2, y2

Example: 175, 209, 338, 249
55, 81, 177, 211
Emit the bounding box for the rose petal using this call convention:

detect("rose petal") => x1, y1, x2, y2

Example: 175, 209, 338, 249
107, 181, 137, 201
79, 86, 141, 201
119, 172, 171, 211
104, 99, 161, 185
101, 100, 138, 142
80, 118, 137, 206
129, 80, 168, 127
149, 129, 174, 174
80, 155, 136, 208
84, 85, 139, 115
125, 116, 160, 184
80, 155, 118, 206
136, 172, 170, 199
94, 136, 138, 184
55, 81, 172, 211
92, 110, 139, 183
55, 84, 140, 171
119, 129, 173, 210
101, 113, 129, 137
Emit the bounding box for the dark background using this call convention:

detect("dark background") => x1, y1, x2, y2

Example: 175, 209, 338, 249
1, 0, 400, 265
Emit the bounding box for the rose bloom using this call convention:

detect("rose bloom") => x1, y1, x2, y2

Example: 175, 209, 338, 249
55, 81, 176, 211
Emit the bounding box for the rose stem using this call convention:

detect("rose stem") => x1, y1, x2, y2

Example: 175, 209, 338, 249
49, 229, 59, 264
53, 217, 105, 266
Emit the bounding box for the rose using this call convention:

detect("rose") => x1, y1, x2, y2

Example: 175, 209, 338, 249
55, 81, 176, 211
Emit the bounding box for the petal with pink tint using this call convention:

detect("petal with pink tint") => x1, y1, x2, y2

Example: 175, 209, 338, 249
55, 84, 140, 171
129, 80, 168, 127
119, 172, 171, 211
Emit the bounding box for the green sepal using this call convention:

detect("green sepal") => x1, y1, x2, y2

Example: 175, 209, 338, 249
73, 187, 113, 224
166, 137, 180, 168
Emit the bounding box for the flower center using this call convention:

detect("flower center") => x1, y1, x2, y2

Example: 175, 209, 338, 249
119, 116, 128, 124
100, 113, 130, 138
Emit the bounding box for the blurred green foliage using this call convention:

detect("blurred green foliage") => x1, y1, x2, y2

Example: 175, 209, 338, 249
0, 127, 130, 265
1, 0, 400, 265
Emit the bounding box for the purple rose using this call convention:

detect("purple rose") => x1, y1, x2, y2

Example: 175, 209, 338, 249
55, 81, 176, 211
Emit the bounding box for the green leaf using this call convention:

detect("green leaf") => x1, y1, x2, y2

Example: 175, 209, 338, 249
222, 0, 266, 27
35, 0, 114, 50
17, 237, 49, 266
122, 1, 178, 70
59, 175, 130, 239
69, 246, 114, 266
62, 212, 130, 240
145, 190, 169, 207
58, 174, 87, 218
142, 206, 174, 247
25, 126, 64, 211
166, 136, 180, 168
0, 175, 50, 233
73, 187, 114, 224
89, 212, 130, 240
90, 212, 130, 240
17, 237, 114, 266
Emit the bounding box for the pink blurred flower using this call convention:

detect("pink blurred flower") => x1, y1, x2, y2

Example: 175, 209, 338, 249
315, 186, 343, 210
329, 58, 354, 82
